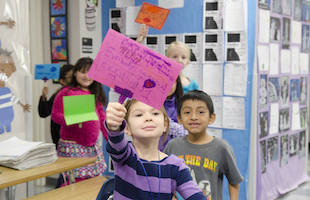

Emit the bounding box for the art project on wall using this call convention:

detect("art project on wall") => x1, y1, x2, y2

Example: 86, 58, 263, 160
259, 74, 268, 109
267, 136, 279, 163
280, 134, 289, 167
203, 0, 223, 30
34, 64, 60, 82
268, 77, 280, 102
88, 29, 183, 110
299, 131, 306, 158
259, 111, 269, 138
290, 79, 300, 101
260, 140, 266, 174
300, 77, 307, 105
135, 2, 170, 30
0, 43, 30, 134
289, 133, 299, 157
50, 0, 69, 84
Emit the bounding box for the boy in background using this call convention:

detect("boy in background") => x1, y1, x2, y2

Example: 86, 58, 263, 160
38, 64, 73, 146
164, 90, 243, 200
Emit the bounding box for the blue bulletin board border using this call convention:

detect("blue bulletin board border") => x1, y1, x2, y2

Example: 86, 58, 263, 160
102, 1, 255, 199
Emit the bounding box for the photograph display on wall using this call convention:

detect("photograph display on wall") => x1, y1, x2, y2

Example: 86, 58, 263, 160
260, 140, 267, 174
50, 0, 69, 84
257, 1, 310, 197
267, 136, 279, 163
280, 134, 288, 167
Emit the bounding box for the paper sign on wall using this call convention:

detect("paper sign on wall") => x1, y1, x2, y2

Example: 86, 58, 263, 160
88, 29, 183, 110
63, 94, 98, 126
34, 64, 60, 81
135, 2, 170, 30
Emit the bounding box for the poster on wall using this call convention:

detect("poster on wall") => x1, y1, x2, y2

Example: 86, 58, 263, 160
85, 0, 98, 31
280, 134, 289, 167
267, 136, 278, 163
280, 76, 289, 107
0, 1, 31, 141
294, 0, 302, 21
109, 8, 125, 34
145, 35, 164, 55
163, 34, 182, 54
203, 31, 224, 63
282, 18, 291, 49
260, 140, 266, 174
258, 0, 270, 10
183, 33, 203, 62
259, 74, 268, 109
225, 32, 247, 63
203, 0, 223, 30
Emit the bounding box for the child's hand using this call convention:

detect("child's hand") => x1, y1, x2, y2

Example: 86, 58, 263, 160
42, 86, 48, 100
136, 24, 149, 43
106, 102, 127, 130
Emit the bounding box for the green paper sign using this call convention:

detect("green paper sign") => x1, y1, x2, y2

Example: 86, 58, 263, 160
63, 94, 98, 125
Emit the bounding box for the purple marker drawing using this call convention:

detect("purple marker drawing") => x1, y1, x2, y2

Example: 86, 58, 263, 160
114, 85, 133, 104
143, 79, 156, 88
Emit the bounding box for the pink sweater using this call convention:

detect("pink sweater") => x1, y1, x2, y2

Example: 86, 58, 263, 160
52, 86, 108, 146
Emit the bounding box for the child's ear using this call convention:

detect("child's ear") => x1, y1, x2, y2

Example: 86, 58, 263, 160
177, 115, 183, 125
125, 125, 133, 136
208, 113, 216, 125
163, 117, 169, 132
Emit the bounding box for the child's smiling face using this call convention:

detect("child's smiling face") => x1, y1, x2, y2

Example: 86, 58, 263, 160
177, 99, 215, 136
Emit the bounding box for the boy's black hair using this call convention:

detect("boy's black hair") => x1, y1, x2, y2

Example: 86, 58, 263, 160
59, 64, 74, 80
67, 57, 107, 106
177, 90, 214, 117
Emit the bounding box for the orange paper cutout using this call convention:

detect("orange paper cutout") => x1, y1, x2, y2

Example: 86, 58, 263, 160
135, 2, 170, 30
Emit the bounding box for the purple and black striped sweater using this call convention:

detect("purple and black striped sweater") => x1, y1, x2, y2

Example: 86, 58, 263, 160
105, 121, 207, 200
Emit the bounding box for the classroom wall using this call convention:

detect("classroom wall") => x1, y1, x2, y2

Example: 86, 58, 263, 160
101, 1, 254, 199
41, 0, 103, 144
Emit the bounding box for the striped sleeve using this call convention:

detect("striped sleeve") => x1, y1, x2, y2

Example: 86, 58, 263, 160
168, 155, 207, 200
105, 120, 131, 166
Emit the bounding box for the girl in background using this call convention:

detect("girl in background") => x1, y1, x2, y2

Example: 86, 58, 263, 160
52, 57, 107, 186
166, 41, 199, 94
159, 76, 188, 151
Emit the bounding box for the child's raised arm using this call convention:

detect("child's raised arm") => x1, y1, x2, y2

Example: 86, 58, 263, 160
136, 24, 149, 43
106, 102, 127, 131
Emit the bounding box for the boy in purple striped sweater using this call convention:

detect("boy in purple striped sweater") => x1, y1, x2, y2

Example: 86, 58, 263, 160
105, 99, 207, 200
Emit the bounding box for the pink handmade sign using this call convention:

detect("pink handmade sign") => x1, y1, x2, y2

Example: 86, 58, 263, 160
88, 28, 183, 110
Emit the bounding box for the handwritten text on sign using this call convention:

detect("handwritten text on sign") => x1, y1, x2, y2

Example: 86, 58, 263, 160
88, 29, 182, 110
34, 64, 60, 80
135, 2, 170, 30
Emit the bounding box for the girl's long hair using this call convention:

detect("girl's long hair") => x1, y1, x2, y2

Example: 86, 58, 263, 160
67, 57, 107, 106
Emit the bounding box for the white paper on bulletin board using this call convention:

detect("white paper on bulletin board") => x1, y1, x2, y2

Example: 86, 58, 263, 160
224, 64, 247, 97
222, 97, 245, 130
145, 35, 164, 55
183, 33, 203, 63
159, 0, 184, 8
125, 6, 141, 36
203, 31, 224, 63
183, 63, 203, 90
203, 64, 223, 96
116, 0, 134, 8
209, 96, 223, 128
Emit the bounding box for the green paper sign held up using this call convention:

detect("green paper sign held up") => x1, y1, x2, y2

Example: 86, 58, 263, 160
63, 94, 98, 126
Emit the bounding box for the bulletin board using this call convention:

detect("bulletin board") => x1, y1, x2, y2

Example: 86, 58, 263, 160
102, 0, 254, 199
256, 0, 310, 199
49, 0, 69, 83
